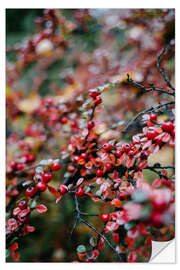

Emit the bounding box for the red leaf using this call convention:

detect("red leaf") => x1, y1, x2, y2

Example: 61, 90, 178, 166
10, 242, 18, 251
162, 132, 171, 142
25, 225, 35, 233
152, 178, 162, 188
13, 207, 21, 216
111, 199, 122, 208
126, 158, 134, 168
137, 160, 148, 170
47, 185, 59, 197
36, 204, 47, 213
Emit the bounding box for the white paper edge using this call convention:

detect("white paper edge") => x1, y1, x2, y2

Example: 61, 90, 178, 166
150, 239, 175, 263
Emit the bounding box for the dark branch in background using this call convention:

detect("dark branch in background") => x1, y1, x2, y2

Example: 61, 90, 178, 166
157, 43, 175, 91
127, 74, 174, 96
71, 194, 125, 262
122, 100, 175, 134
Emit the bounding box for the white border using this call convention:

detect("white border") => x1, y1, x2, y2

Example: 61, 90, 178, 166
0, 1, 179, 269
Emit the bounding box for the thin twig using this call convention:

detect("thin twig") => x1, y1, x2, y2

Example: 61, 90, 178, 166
72, 194, 125, 261
127, 74, 174, 96
122, 100, 175, 133
156, 44, 175, 91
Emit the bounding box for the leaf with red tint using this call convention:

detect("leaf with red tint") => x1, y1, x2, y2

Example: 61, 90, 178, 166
36, 204, 47, 213
13, 207, 21, 216
47, 185, 59, 197
162, 132, 171, 142
56, 196, 62, 204
142, 140, 152, 150
152, 178, 162, 188
111, 199, 122, 208
11, 250, 20, 262
151, 144, 159, 153
126, 158, 134, 168
80, 168, 87, 177
138, 160, 148, 170
26, 225, 35, 232
10, 242, 18, 251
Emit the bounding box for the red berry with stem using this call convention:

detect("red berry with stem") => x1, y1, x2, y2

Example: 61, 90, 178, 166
57, 184, 68, 195
50, 162, 62, 171
25, 187, 37, 197
96, 169, 104, 177
150, 113, 157, 122
61, 116, 68, 124
103, 143, 112, 152
162, 121, 174, 133
18, 200, 28, 210
101, 213, 109, 223
75, 187, 85, 197
36, 181, 47, 192
87, 120, 95, 129
42, 171, 53, 183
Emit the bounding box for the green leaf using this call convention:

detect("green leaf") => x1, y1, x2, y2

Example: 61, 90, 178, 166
28, 199, 37, 209
76, 245, 86, 253
124, 221, 136, 230
89, 236, 97, 247
6, 249, 10, 258
9, 237, 18, 246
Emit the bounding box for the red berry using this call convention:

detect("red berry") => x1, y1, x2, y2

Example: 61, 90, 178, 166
36, 181, 47, 192
162, 121, 174, 133
87, 120, 95, 129
16, 163, 26, 171
114, 150, 122, 157
25, 187, 37, 197
171, 128, 175, 137
18, 200, 27, 210
96, 169, 104, 177
101, 213, 109, 223
150, 113, 157, 122
80, 153, 88, 160
156, 138, 163, 146
10, 161, 17, 170
75, 187, 85, 197
106, 163, 112, 170
67, 165, 75, 173
103, 143, 112, 152
18, 214, 28, 223
112, 233, 119, 243
128, 150, 134, 158
57, 184, 68, 195
89, 91, 98, 99
26, 153, 35, 162
122, 143, 131, 152
50, 162, 62, 171
73, 155, 80, 163
70, 121, 77, 128
146, 130, 158, 140
151, 212, 163, 227
61, 116, 68, 124
94, 96, 102, 105
42, 171, 53, 183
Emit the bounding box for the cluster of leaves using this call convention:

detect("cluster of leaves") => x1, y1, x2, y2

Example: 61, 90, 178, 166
6, 9, 175, 262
